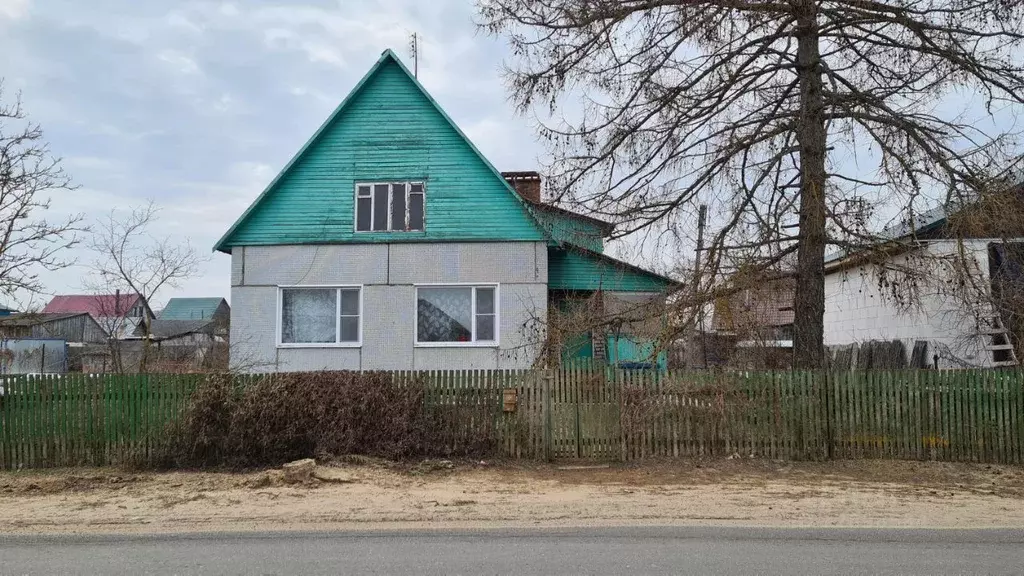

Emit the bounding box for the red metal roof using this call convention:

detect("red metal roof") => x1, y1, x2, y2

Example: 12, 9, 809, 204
42, 294, 143, 317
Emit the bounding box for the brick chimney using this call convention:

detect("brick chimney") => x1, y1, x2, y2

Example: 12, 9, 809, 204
502, 171, 542, 204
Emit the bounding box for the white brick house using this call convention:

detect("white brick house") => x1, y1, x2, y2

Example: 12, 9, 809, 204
824, 204, 1023, 368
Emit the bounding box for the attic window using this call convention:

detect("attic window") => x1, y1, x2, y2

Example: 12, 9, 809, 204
355, 182, 424, 232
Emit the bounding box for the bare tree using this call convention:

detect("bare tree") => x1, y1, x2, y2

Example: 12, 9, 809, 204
87, 201, 206, 372
0, 84, 85, 300
479, 0, 1024, 367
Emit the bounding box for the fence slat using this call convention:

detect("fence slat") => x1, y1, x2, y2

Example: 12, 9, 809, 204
2, 369, 1023, 470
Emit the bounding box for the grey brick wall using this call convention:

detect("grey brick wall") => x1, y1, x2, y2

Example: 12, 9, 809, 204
229, 242, 548, 372
388, 242, 546, 284
240, 244, 389, 286
361, 284, 416, 370
276, 347, 362, 372
229, 286, 278, 372
231, 247, 245, 287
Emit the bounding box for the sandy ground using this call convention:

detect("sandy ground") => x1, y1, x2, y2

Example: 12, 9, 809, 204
2, 458, 1024, 535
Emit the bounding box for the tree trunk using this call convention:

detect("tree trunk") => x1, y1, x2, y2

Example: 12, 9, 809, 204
793, 2, 828, 369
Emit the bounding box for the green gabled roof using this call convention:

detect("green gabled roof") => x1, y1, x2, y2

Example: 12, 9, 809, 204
214, 49, 545, 253
548, 245, 684, 291
158, 297, 227, 321
530, 204, 613, 253
548, 247, 681, 292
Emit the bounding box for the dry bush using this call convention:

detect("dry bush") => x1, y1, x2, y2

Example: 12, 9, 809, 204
156, 374, 237, 468
159, 371, 497, 469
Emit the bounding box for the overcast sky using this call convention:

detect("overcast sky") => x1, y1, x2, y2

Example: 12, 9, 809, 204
0, 0, 546, 309
3, 1, 1020, 310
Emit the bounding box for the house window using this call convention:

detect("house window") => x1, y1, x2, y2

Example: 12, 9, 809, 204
355, 182, 424, 232
280, 287, 361, 346
416, 286, 497, 345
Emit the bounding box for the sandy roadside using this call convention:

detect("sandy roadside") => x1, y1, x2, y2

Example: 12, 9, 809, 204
2, 458, 1023, 535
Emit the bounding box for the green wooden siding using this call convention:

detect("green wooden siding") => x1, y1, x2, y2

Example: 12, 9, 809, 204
607, 335, 668, 369
216, 51, 544, 251
532, 208, 606, 253
547, 249, 676, 292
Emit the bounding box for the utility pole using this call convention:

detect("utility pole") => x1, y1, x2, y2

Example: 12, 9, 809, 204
694, 205, 708, 368
409, 32, 419, 78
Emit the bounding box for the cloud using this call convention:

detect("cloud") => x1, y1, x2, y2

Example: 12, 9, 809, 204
3, 0, 545, 305
157, 49, 201, 75
0, 0, 29, 21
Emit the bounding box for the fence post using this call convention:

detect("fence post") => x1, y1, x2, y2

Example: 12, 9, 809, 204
823, 370, 833, 460
577, 366, 585, 457
542, 369, 553, 462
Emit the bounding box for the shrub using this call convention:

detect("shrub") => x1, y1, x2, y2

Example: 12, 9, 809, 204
162, 371, 496, 468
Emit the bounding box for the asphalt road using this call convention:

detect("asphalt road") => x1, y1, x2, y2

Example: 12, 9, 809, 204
3, 527, 1024, 575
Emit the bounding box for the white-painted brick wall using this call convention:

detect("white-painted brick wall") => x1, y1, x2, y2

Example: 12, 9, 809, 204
823, 239, 998, 367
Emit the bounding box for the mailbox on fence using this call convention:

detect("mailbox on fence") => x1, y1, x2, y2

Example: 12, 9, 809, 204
503, 388, 517, 412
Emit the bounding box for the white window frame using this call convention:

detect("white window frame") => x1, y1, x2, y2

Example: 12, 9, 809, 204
354, 181, 425, 233
414, 283, 499, 348
276, 285, 363, 348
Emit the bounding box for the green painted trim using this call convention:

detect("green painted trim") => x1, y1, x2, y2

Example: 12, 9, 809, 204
215, 49, 547, 253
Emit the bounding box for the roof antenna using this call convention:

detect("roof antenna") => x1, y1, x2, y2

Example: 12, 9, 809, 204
409, 32, 419, 77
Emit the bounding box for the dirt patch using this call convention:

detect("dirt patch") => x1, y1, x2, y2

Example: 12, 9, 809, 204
1, 473, 150, 495
1, 459, 1023, 535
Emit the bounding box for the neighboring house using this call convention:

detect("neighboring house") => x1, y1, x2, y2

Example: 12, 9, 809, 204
215, 49, 677, 372
136, 319, 225, 346
0, 312, 110, 372
43, 294, 154, 340
712, 278, 795, 343
159, 297, 230, 336
159, 297, 229, 323
0, 304, 17, 317
711, 277, 795, 368
0, 312, 108, 343
823, 193, 1024, 368
133, 318, 227, 370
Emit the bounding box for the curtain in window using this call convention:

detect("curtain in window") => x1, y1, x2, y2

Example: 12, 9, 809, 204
282, 289, 336, 343
418, 287, 472, 342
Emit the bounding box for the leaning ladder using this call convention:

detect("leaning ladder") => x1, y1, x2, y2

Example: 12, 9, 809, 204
981, 312, 1019, 367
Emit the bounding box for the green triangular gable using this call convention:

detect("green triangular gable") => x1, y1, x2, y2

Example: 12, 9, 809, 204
215, 50, 545, 253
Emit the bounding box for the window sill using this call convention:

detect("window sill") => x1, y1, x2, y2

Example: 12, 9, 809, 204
414, 342, 500, 349
277, 343, 362, 349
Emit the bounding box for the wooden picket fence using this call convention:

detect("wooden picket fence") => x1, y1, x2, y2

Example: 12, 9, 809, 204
1, 368, 1023, 469
0, 374, 205, 470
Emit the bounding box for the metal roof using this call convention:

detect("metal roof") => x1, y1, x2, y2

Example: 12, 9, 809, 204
824, 204, 952, 265
158, 297, 227, 321
0, 312, 91, 327
42, 294, 144, 317
140, 319, 213, 341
